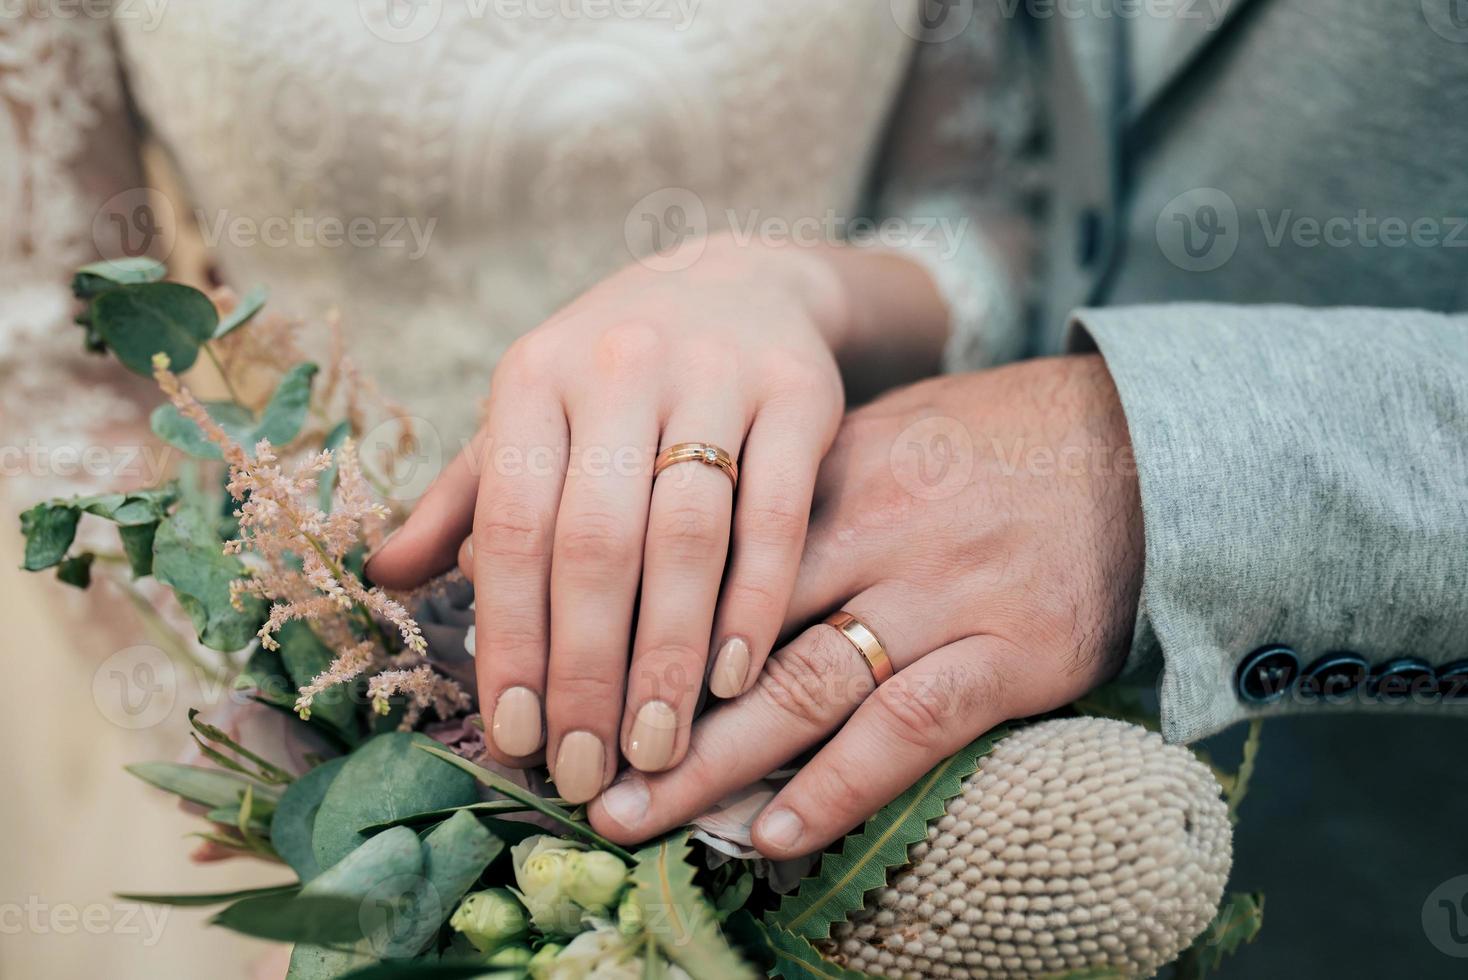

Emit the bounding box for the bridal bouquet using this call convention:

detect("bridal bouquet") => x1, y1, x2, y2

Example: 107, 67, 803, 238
20, 258, 1263, 980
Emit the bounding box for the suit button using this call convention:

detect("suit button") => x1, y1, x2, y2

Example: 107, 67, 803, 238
1437, 661, 1468, 701
1298, 652, 1368, 703
1369, 657, 1437, 703
1236, 645, 1299, 704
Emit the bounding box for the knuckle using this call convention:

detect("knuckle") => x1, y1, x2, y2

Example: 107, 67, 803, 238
475, 501, 552, 561
720, 574, 787, 621
867, 678, 952, 750
629, 646, 705, 701
755, 632, 849, 729
548, 670, 625, 709
806, 761, 869, 819
738, 497, 808, 546
497, 332, 560, 387
652, 501, 727, 557
594, 321, 662, 380
556, 512, 639, 568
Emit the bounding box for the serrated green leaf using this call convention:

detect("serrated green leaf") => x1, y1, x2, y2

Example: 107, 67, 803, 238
116, 883, 299, 907
1228, 721, 1263, 821
272, 756, 349, 882
71, 257, 167, 299
92, 281, 218, 375
126, 762, 280, 810
768, 726, 1009, 941
312, 734, 478, 870
629, 830, 756, 980
214, 285, 269, 339
761, 923, 876, 980
151, 506, 266, 651
55, 552, 95, 588
1174, 891, 1265, 979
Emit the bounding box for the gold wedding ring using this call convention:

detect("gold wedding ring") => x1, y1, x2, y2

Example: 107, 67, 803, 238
824, 610, 894, 685
653, 442, 738, 488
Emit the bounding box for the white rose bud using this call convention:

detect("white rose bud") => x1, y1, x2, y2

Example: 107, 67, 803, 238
566, 850, 629, 912
448, 888, 528, 952
512, 836, 590, 935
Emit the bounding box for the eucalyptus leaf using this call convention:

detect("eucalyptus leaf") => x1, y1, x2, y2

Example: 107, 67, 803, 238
71, 257, 167, 299
18, 486, 175, 571
286, 943, 373, 980
767, 726, 1010, 942
312, 733, 478, 870
278, 620, 355, 737
151, 506, 267, 651
92, 281, 218, 375
272, 757, 349, 882
126, 762, 280, 810
19, 502, 81, 570
117, 522, 159, 576
214, 825, 423, 944
151, 362, 319, 460
389, 809, 504, 957
116, 883, 299, 907
54, 552, 95, 589
214, 285, 269, 339
339, 965, 520, 980
629, 830, 755, 980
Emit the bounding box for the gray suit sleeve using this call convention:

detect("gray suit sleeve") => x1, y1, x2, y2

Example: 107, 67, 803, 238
1067, 304, 1468, 743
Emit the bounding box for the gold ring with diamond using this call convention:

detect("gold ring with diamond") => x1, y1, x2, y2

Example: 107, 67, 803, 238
653, 442, 738, 489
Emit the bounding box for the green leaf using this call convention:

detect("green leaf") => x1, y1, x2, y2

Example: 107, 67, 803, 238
417, 744, 633, 861
629, 830, 756, 980
213, 285, 269, 339
761, 923, 877, 980
1174, 892, 1266, 979
278, 620, 356, 737
151, 362, 319, 459
151, 506, 267, 651
55, 552, 95, 588
116, 884, 299, 907
272, 757, 350, 882
190, 706, 295, 784
390, 809, 504, 956
72, 257, 167, 300
117, 522, 159, 576
92, 281, 218, 375
312, 733, 478, 870
338, 965, 519, 980
19, 503, 81, 570
286, 942, 372, 980
126, 762, 280, 810
768, 726, 1009, 941
356, 800, 546, 835
214, 825, 423, 944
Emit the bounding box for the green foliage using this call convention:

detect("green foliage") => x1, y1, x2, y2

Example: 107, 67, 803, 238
1228, 721, 1264, 821
278, 620, 357, 738
311, 733, 478, 870
91, 281, 218, 375
189, 707, 295, 785
54, 552, 95, 588
71, 257, 167, 300
19, 486, 177, 572
760, 922, 877, 980
117, 883, 299, 907
272, 757, 350, 882
628, 830, 755, 980
391, 810, 505, 956
126, 761, 281, 812
1175, 892, 1266, 978
768, 726, 1009, 942
150, 362, 319, 459
151, 506, 267, 651
214, 285, 269, 340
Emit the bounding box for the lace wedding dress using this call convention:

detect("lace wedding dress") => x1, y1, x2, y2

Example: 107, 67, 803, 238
0, 4, 1034, 977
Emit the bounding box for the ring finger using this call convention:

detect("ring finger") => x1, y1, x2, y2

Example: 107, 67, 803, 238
621, 405, 746, 773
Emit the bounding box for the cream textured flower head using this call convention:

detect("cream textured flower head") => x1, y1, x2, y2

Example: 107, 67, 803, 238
825, 717, 1232, 979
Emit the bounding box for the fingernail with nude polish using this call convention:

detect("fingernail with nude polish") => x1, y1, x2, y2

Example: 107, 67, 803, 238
708, 636, 751, 699
491, 686, 543, 757
626, 700, 677, 771
554, 731, 605, 803
758, 807, 805, 853
599, 772, 650, 830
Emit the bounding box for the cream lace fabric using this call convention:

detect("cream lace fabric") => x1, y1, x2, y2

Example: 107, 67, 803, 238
2, 1, 1035, 491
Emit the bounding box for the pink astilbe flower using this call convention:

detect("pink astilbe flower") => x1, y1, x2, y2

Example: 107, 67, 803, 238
152, 354, 466, 730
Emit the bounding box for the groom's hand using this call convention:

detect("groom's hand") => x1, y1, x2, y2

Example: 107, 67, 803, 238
588, 354, 1146, 857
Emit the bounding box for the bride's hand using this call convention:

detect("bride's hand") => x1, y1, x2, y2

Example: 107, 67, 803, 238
368, 235, 946, 803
